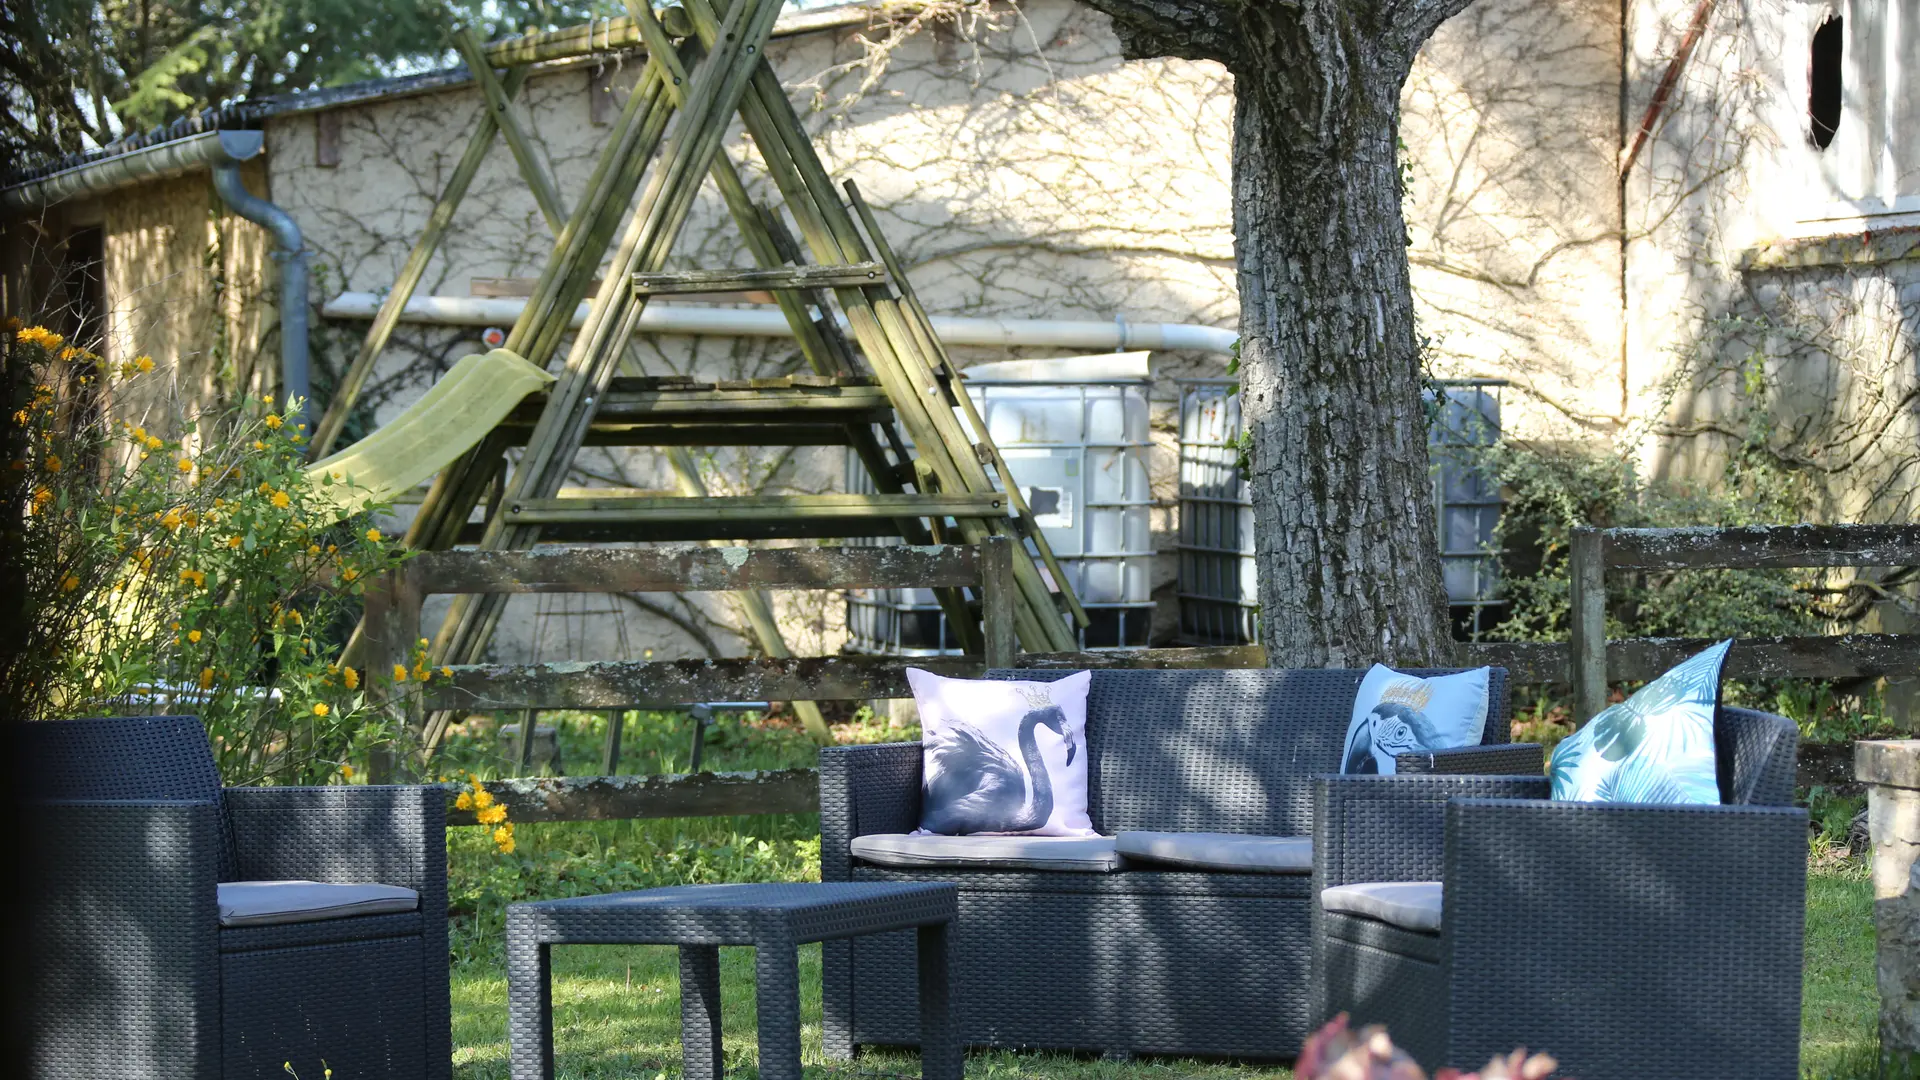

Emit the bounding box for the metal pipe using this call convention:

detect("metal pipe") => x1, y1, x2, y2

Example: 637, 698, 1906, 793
321, 290, 1238, 355
209, 136, 312, 421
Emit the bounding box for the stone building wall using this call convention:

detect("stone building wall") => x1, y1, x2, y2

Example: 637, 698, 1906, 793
252, 0, 1625, 665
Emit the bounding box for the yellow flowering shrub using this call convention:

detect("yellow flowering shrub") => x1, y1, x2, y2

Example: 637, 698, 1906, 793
3, 326, 412, 784
456, 774, 513, 853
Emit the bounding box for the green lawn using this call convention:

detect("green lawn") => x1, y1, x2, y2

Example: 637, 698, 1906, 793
442, 711, 1880, 1079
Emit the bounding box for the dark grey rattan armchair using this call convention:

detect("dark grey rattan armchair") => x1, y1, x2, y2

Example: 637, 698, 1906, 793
820, 667, 1538, 1060
1311, 706, 1807, 1079
21, 715, 450, 1080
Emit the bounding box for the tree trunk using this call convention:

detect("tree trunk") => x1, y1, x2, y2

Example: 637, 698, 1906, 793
1083, 0, 1466, 668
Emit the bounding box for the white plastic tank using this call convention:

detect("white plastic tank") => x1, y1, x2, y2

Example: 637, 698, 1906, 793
846, 353, 1157, 652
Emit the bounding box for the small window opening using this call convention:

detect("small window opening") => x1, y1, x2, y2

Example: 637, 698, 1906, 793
1809, 15, 1842, 149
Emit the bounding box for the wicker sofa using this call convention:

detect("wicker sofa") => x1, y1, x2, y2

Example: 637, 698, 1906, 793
21, 715, 450, 1080
818, 666, 1538, 1060
1310, 705, 1806, 1079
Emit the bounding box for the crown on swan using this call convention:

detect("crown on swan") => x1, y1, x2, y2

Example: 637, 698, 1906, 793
1377, 679, 1433, 711
1018, 684, 1054, 709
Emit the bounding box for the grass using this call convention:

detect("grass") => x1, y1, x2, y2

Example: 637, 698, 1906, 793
443, 709, 1882, 1080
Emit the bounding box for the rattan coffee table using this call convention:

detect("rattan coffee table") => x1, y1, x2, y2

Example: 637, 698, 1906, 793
507, 882, 960, 1080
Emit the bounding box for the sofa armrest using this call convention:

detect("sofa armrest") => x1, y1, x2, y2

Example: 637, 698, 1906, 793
818, 743, 922, 882
25, 798, 223, 1078
224, 786, 444, 910
1312, 774, 1549, 888
1395, 743, 1544, 776
1439, 798, 1807, 1073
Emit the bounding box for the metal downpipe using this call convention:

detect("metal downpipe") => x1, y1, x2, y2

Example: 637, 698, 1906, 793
208, 134, 311, 421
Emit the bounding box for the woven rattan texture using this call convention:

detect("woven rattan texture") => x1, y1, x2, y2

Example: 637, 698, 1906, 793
1396, 743, 1543, 775
28, 798, 223, 1079
1324, 910, 1442, 963
22, 714, 240, 879
987, 668, 1511, 836
825, 668, 1521, 1060
24, 715, 452, 1080
1311, 707, 1808, 1079
1312, 775, 1550, 888
506, 884, 958, 1080
1717, 706, 1798, 805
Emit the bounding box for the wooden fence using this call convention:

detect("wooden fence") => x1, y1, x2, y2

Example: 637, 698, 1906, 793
430, 525, 1919, 821
1567, 524, 1920, 721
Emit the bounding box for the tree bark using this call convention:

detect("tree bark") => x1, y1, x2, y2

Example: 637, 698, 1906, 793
1083, 0, 1468, 667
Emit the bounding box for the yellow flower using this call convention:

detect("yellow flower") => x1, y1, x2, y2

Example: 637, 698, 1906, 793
391, 664, 408, 683
341, 765, 354, 780
454, 791, 474, 811
492, 824, 514, 851
440, 666, 453, 678
326, 544, 337, 554
342, 666, 360, 690
312, 703, 330, 717
31, 488, 51, 509
182, 511, 200, 528
131, 426, 147, 442
341, 567, 358, 582
471, 789, 494, 811
145, 436, 162, 450
253, 440, 266, 451
160, 509, 182, 530
308, 544, 322, 556
269, 490, 289, 509
15, 326, 63, 348
364, 527, 381, 543
177, 457, 193, 473
188, 629, 202, 643
199, 667, 216, 689
227, 536, 243, 549
135, 355, 155, 373
60, 574, 80, 592
476, 803, 507, 825
412, 663, 431, 682
258, 482, 272, 494
44, 453, 61, 473
264, 414, 284, 429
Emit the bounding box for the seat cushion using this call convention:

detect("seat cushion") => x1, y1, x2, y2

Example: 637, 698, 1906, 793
1114, 831, 1312, 873
1319, 882, 1443, 933
217, 880, 419, 927
850, 833, 1123, 872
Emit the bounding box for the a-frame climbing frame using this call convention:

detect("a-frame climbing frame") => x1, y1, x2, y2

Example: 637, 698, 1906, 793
317, 0, 1089, 755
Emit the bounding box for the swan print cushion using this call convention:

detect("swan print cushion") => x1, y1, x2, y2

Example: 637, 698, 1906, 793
908, 668, 1095, 837
1548, 639, 1728, 804
1340, 666, 1491, 775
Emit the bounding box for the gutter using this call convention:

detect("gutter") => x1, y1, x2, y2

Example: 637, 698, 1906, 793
1, 129, 263, 214
208, 138, 311, 421
320, 291, 1238, 355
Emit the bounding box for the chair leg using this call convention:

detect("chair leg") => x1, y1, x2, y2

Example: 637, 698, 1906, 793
679, 946, 724, 1080
916, 923, 961, 1080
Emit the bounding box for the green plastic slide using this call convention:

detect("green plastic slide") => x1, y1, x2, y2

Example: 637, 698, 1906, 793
305, 348, 554, 518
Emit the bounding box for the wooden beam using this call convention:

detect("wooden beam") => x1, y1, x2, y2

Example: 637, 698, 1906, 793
473, 275, 778, 304
307, 66, 533, 460
425, 654, 984, 709
504, 491, 1007, 525
404, 543, 989, 594
454, 28, 569, 235
631, 262, 888, 294
1602, 524, 1920, 570
445, 768, 818, 824
1568, 527, 1608, 722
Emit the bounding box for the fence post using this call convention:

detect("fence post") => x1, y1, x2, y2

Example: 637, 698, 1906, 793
980, 536, 1017, 669
363, 571, 398, 784
1569, 527, 1608, 723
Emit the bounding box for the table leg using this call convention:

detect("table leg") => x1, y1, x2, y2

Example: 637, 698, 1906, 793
506, 934, 554, 1080
755, 937, 804, 1080
916, 923, 961, 1080
679, 945, 724, 1080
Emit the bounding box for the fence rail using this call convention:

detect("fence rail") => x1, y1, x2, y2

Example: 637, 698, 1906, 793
1569, 523, 1920, 721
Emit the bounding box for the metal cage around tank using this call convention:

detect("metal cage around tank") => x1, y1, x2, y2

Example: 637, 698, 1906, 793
1174, 378, 1507, 646
845, 371, 1155, 653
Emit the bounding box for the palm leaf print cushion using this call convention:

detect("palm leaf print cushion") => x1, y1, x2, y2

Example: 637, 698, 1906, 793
1549, 639, 1731, 804
1341, 666, 1492, 775
908, 668, 1095, 836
